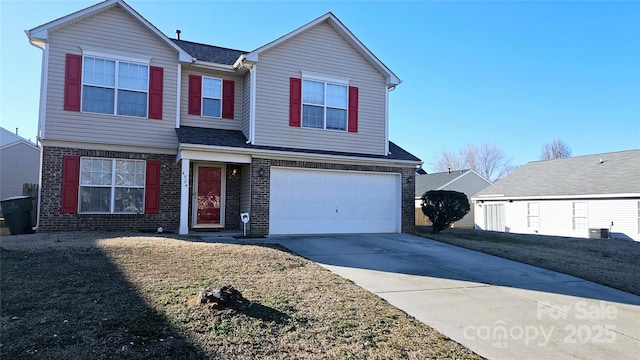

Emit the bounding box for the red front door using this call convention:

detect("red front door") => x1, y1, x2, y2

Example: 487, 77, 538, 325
196, 166, 222, 226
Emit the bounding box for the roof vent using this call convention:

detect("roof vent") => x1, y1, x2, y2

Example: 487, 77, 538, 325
599, 158, 604, 164
176, 29, 181, 40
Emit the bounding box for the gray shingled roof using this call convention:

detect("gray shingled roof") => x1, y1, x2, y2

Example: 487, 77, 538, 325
415, 170, 472, 197
176, 126, 421, 163
171, 39, 246, 65
473, 149, 640, 199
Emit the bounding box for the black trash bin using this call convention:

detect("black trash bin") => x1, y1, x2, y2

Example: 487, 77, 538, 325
1, 196, 35, 235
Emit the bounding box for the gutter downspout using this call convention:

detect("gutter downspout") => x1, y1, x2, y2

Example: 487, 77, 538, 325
249, 65, 256, 145
385, 85, 397, 156
175, 63, 181, 128
236, 57, 256, 145
26, 34, 48, 231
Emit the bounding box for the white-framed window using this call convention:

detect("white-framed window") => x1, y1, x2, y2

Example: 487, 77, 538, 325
202, 76, 222, 118
527, 202, 539, 229
302, 79, 348, 131
79, 157, 146, 214
82, 56, 148, 117
572, 202, 587, 231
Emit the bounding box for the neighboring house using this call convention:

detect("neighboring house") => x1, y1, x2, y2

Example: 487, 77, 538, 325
415, 169, 491, 228
472, 150, 640, 241
26, 0, 421, 236
0, 127, 40, 203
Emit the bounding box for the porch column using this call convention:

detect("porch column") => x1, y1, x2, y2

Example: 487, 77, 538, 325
179, 158, 190, 235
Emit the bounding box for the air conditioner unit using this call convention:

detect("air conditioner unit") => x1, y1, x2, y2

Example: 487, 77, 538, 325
589, 228, 609, 239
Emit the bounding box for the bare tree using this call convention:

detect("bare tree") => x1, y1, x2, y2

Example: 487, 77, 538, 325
540, 140, 571, 160
431, 143, 512, 181
432, 149, 466, 174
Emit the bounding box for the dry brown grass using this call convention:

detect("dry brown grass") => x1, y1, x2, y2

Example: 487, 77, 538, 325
416, 226, 640, 296
1, 232, 482, 359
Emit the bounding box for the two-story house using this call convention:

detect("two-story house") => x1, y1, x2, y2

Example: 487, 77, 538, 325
26, 0, 421, 236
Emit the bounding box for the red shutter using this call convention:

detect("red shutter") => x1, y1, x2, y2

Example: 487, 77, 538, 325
188, 75, 202, 115
64, 54, 82, 112
348, 86, 359, 133
289, 78, 302, 127
144, 160, 160, 214
148, 66, 163, 119
222, 80, 235, 119
61, 156, 80, 213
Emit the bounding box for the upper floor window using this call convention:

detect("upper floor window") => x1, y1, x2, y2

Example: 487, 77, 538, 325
572, 202, 587, 231
302, 79, 348, 131
82, 56, 148, 117
202, 77, 222, 118
79, 157, 146, 213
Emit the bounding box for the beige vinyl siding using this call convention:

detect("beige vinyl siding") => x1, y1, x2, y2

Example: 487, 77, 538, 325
254, 22, 387, 155
242, 72, 251, 139
179, 67, 243, 131
44, 6, 180, 150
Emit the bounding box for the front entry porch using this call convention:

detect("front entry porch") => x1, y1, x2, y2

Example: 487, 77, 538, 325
178, 149, 252, 235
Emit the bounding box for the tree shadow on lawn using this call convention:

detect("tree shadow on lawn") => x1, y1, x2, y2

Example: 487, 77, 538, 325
0, 246, 205, 359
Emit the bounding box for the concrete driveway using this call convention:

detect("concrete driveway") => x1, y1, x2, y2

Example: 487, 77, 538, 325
273, 233, 640, 360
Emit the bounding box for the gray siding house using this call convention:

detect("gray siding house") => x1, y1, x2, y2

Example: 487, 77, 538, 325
0, 127, 40, 204
415, 169, 491, 228
472, 150, 640, 241
26, 0, 421, 236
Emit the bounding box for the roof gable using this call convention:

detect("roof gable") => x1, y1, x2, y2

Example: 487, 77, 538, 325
473, 150, 640, 199
26, 0, 192, 62
415, 169, 491, 197
0, 127, 39, 150
244, 12, 400, 87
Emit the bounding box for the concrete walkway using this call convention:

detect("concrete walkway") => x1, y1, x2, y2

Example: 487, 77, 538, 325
273, 233, 640, 360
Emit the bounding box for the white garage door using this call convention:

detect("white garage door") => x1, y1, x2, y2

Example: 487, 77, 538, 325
269, 167, 400, 234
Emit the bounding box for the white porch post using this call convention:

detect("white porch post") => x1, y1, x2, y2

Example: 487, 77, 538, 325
179, 158, 190, 235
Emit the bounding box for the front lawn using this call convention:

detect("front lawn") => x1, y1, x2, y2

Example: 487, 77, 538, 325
1, 232, 481, 359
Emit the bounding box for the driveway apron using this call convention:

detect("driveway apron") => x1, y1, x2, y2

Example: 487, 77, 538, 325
273, 233, 640, 360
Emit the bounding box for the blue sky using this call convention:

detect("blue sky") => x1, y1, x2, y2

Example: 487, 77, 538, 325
1, 0, 639, 172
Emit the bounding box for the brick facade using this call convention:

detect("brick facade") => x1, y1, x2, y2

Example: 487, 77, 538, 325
248, 157, 416, 236
40, 148, 415, 235
224, 166, 241, 230
39, 146, 181, 232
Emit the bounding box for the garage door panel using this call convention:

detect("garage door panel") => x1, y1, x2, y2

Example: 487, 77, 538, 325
269, 168, 400, 235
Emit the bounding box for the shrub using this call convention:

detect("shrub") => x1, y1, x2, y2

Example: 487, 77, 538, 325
421, 190, 470, 234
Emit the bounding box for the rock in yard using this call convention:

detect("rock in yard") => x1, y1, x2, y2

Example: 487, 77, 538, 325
187, 285, 248, 309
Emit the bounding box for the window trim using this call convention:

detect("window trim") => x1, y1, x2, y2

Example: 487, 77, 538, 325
78, 157, 147, 214
526, 202, 540, 230
301, 78, 349, 131
572, 201, 587, 231
80, 53, 150, 118
637, 201, 640, 234
201, 76, 223, 119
